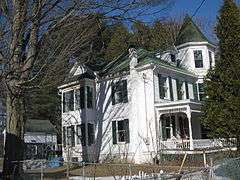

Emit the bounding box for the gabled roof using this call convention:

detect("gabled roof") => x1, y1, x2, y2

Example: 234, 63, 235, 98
100, 48, 195, 76
25, 119, 57, 134
175, 16, 210, 46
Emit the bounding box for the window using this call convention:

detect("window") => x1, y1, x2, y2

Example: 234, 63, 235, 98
176, 80, 184, 100
66, 126, 75, 147
170, 54, 176, 62
63, 127, 66, 147
161, 116, 176, 140
209, 51, 213, 69
158, 75, 168, 99
193, 83, 198, 101
198, 83, 205, 101
112, 119, 130, 144
63, 90, 74, 112
194, 50, 203, 68
87, 86, 93, 108
112, 80, 128, 105
87, 123, 95, 145
80, 87, 85, 109
76, 125, 82, 145
185, 82, 189, 99
169, 77, 174, 101
76, 124, 86, 146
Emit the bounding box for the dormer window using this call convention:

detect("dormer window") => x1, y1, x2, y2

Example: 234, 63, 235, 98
194, 50, 203, 68
170, 54, 176, 63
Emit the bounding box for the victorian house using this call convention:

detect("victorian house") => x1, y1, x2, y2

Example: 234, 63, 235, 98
58, 17, 223, 163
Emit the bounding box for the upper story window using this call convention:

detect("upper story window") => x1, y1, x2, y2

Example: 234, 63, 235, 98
208, 51, 213, 69
87, 86, 93, 109
193, 83, 199, 101
194, 50, 203, 68
63, 86, 94, 113
198, 83, 205, 101
176, 80, 184, 100
158, 74, 168, 99
63, 90, 74, 112
112, 80, 128, 105
112, 119, 130, 144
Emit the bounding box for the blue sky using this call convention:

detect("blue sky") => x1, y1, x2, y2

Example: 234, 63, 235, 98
165, 0, 240, 41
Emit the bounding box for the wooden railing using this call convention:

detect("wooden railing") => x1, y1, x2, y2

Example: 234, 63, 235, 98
160, 138, 237, 150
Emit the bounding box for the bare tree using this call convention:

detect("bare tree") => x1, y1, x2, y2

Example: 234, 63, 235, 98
0, 0, 173, 177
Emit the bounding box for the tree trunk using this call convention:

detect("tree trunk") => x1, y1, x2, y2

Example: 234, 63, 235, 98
2, 90, 26, 179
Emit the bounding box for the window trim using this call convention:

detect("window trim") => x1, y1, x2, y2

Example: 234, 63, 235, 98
112, 119, 130, 144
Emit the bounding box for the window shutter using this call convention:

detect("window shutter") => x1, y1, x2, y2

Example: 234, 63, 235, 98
63, 127, 66, 147
169, 77, 174, 101
193, 83, 198, 101
71, 125, 75, 147
122, 80, 128, 103
80, 87, 85, 109
185, 82, 189, 99
161, 118, 167, 141
63, 93, 66, 113
87, 86, 93, 108
111, 83, 115, 105
176, 79, 180, 100
158, 74, 164, 99
80, 124, 86, 146
87, 123, 94, 145
112, 121, 117, 144
124, 119, 130, 143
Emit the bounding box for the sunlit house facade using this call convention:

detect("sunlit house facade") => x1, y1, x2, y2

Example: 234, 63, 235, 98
58, 17, 221, 163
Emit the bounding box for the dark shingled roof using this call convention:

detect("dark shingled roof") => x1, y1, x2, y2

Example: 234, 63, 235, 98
25, 119, 57, 134
175, 16, 209, 46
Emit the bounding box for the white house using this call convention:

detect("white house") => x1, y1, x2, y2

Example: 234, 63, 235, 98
58, 17, 226, 163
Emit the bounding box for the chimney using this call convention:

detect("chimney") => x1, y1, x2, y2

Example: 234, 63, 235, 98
129, 48, 138, 69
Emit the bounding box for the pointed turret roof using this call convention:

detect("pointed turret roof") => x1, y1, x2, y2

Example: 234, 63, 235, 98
175, 15, 209, 46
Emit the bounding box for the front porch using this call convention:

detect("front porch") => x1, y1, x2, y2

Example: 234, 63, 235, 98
155, 100, 236, 152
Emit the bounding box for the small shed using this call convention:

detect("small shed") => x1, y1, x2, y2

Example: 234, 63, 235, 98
24, 119, 58, 159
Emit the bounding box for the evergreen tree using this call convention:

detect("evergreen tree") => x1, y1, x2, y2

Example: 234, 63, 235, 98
104, 24, 132, 61
202, 0, 240, 150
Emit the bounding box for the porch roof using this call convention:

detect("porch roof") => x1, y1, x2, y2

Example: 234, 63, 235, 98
155, 99, 202, 114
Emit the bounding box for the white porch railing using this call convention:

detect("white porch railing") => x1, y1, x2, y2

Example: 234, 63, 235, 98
160, 138, 237, 150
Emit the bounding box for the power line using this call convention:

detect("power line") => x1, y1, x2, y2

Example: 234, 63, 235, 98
192, 0, 207, 18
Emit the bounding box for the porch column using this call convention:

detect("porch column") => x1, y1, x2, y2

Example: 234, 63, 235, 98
186, 108, 193, 150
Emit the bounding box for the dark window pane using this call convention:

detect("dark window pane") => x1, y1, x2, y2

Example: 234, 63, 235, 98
170, 54, 176, 62
87, 86, 93, 108
87, 123, 94, 145
80, 124, 86, 146
80, 87, 85, 109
